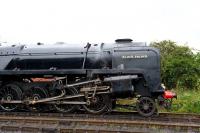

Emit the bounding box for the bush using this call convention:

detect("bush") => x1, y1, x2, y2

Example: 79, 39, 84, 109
151, 40, 200, 89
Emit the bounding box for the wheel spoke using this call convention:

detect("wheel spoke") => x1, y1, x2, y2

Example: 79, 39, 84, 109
136, 97, 156, 117
83, 94, 109, 114
54, 87, 78, 113
27, 87, 48, 112
0, 84, 22, 111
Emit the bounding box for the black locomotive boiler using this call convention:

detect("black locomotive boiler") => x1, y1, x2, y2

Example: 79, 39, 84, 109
0, 39, 176, 116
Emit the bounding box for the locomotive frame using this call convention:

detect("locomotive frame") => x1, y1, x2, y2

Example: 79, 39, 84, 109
0, 39, 176, 117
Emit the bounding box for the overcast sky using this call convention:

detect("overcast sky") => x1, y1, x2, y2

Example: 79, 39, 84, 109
0, 0, 199, 50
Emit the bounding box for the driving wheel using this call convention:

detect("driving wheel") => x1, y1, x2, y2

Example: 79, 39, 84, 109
0, 83, 22, 111
54, 87, 78, 113
83, 94, 109, 114
27, 87, 48, 112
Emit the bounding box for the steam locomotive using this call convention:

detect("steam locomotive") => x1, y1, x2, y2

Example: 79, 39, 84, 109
0, 39, 176, 116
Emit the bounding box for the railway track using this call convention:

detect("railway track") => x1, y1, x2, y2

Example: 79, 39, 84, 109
0, 111, 199, 133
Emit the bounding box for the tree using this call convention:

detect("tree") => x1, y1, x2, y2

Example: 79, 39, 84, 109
150, 40, 200, 89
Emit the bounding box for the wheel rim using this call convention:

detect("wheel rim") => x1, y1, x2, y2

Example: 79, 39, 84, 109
0, 84, 22, 111
54, 87, 78, 113
83, 94, 109, 114
136, 97, 156, 117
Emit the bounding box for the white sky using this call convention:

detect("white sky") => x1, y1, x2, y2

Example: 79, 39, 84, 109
0, 0, 200, 50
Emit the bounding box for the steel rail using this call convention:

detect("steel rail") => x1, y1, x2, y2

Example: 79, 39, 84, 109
0, 113, 199, 133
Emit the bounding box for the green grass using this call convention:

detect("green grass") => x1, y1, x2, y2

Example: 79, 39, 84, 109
116, 88, 200, 113
170, 88, 200, 113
